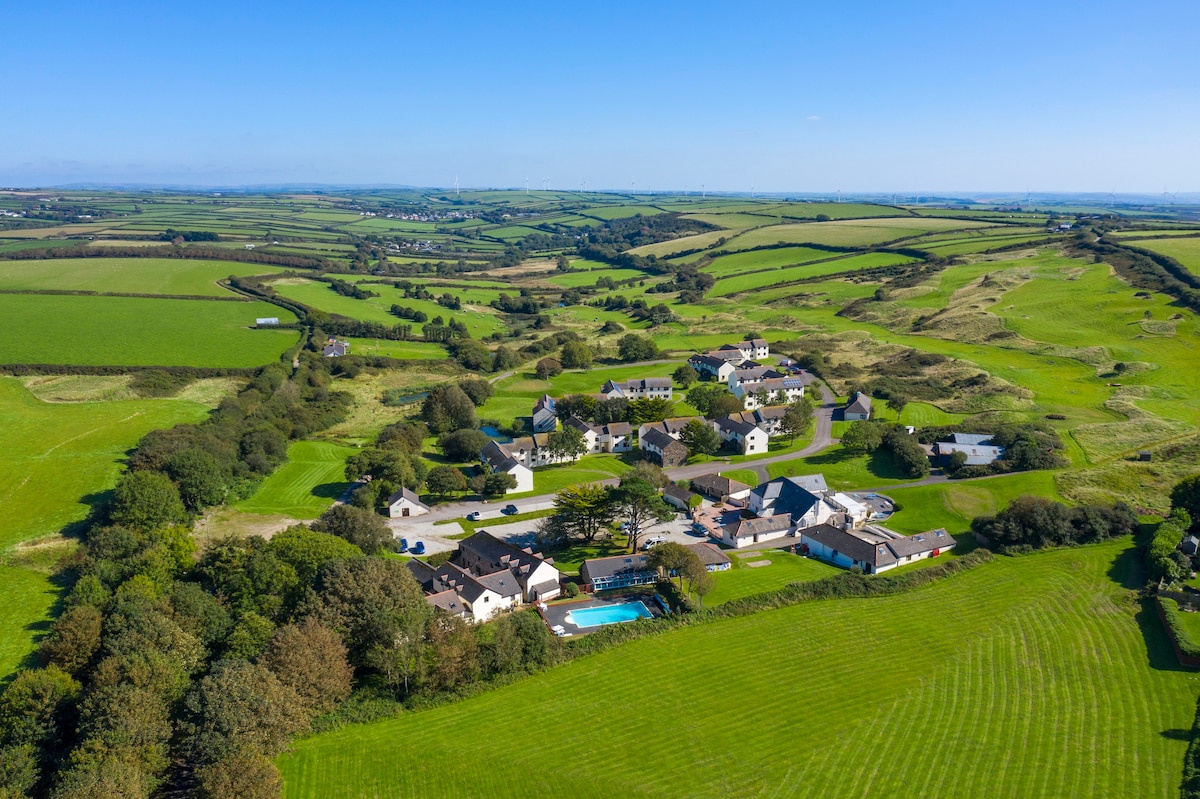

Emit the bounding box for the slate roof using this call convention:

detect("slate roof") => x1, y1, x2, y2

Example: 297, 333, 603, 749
481, 440, 522, 473
533, 394, 556, 414
689, 473, 752, 498
688, 542, 732, 569
715, 416, 762, 437
603, 422, 632, 436
800, 524, 955, 568
627, 377, 672, 390
580, 543, 732, 583
664, 484, 698, 505
935, 442, 1005, 465
642, 417, 701, 437
723, 514, 793, 540
789, 474, 828, 494
845, 392, 873, 415
426, 589, 470, 617
457, 531, 557, 579
641, 428, 679, 451
386, 486, 429, 510
564, 416, 597, 435
950, 432, 993, 445
751, 476, 823, 519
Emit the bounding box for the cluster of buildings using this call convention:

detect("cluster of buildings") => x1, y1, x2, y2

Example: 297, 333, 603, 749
689, 471, 955, 574
406, 531, 565, 623
480, 337, 816, 490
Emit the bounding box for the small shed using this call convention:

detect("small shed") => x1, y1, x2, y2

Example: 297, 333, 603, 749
387, 487, 430, 519
1138, 450, 1152, 462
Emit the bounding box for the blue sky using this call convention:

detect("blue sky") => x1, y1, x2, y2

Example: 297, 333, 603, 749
3, 1, 1197, 191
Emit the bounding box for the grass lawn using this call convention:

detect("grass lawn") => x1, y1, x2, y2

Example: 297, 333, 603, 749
0, 294, 299, 367
882, 471, 1064, 535
766, 445, 915, 491
0, 257, 286, 296
1126, 237, 1200, 277
279, 539, 1195, 799
515, 456, 631, 499
704, 550, 838, 606
236, 441, 357, 519
718, 468, 759, 487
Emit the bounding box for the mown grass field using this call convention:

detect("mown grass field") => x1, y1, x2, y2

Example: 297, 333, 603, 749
0, 257, 286, 296
236, 441, 357, 519
709, 252, 916, 296
280, 539, 1194, 799
0, 294, 298, 366
703, 549, 838, 606
0, 564, 61, 681
341, 337, 447, 360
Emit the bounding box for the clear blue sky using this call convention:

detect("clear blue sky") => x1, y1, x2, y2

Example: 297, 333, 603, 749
3, 0, 1197, 192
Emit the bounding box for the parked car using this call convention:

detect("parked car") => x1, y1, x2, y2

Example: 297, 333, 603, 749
619, 522, 631, 531
411, 541, 426, 555
641, 536, 666, 550
397, 538, 408, 553
502, 504, 519, 515
466, 511, 482, 521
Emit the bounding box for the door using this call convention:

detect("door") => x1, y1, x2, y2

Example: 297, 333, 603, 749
402, 507, 410, 517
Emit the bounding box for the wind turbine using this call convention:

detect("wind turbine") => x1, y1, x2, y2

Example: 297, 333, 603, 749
701, 184, 706, 198
525, 177, 529, 195
454, 175, 459, 197
542, 177, 549, 191
1108, 188, 1116, 209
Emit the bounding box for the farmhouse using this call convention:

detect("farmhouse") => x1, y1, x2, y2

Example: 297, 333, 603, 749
386, 487, 430, 519
455, 531, 563, 602
406, 559, 521, 623
480, 440, 534, 494
532, 394, 558, 433
748, 475, 833, 528
322, 339, 350, 357
733, 377, 804, 410
579, 543, 732, 592
599, 377, 673, 401
843, 392, 872, 420
714, 416, 769, 455
689, 473, 752, 502
798, 524, 955, 574
640, 427, 689, 468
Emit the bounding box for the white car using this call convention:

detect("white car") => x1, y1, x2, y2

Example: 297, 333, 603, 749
641, 536, 666, 550
466, 511, 482, 521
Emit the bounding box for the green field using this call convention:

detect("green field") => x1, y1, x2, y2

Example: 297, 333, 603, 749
0, 257, 286, 296
1125, 237, 1200, 276
703, 550, 838, 606
280, 539, 1194, 799
714, 218, 998, 252
0, 294, 299, 367
342, 337, 448, 360
0, 377, 215, 681
710, 252, 916, 296
236, 441, 357, 519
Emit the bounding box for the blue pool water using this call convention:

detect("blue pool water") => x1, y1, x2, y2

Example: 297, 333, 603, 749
565, 601, 653, 628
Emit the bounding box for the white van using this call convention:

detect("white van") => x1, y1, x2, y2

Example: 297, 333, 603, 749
641, 536, 667, 550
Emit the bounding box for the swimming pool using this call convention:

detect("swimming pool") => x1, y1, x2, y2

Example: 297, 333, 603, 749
565, 601, 653, 628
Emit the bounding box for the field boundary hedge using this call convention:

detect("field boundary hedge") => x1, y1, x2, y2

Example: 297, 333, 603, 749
0, 243, 332, 271
1154, 596, 1200, 667
0, 363, 261, 377
1181, 691, 1200, 798
0, 287, 247, 302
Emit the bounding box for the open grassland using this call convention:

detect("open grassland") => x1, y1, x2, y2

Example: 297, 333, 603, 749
626, 229, 737, 258
713, 218, 1000, 253
270, 278, 506, 338
341, 338, 447, 360
0, 378, 216, 680
0, 378, 214, 550
280, 540, 1194, 799
699, 246, 836, 277
545, 267, 647, 287
1125, 236, 1200, 276
236, 441, 356, 519
0, 257, 286, 296
710, 252, 916, 296
882, 471, 1063, 535
0, 294, 298, 367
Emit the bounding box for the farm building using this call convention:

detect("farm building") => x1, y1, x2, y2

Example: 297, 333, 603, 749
798, 524, 955, 574
933, 434, 1005, 466
640, 428, 689, 468
455, 531, 563, 603
580, 543, 731, 592
480, 440, 534, 494
664, 484, 700, 511
386, 487, 430, 519
255, 317, 279, 326
532, 394, 558, 433
716, 514, 794, 549
690, 473, 752, 502
843, 392, 872, 420
322, 339, 350, 357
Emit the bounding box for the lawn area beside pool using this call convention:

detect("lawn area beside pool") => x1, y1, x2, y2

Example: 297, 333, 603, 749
706, 550, 838, 606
